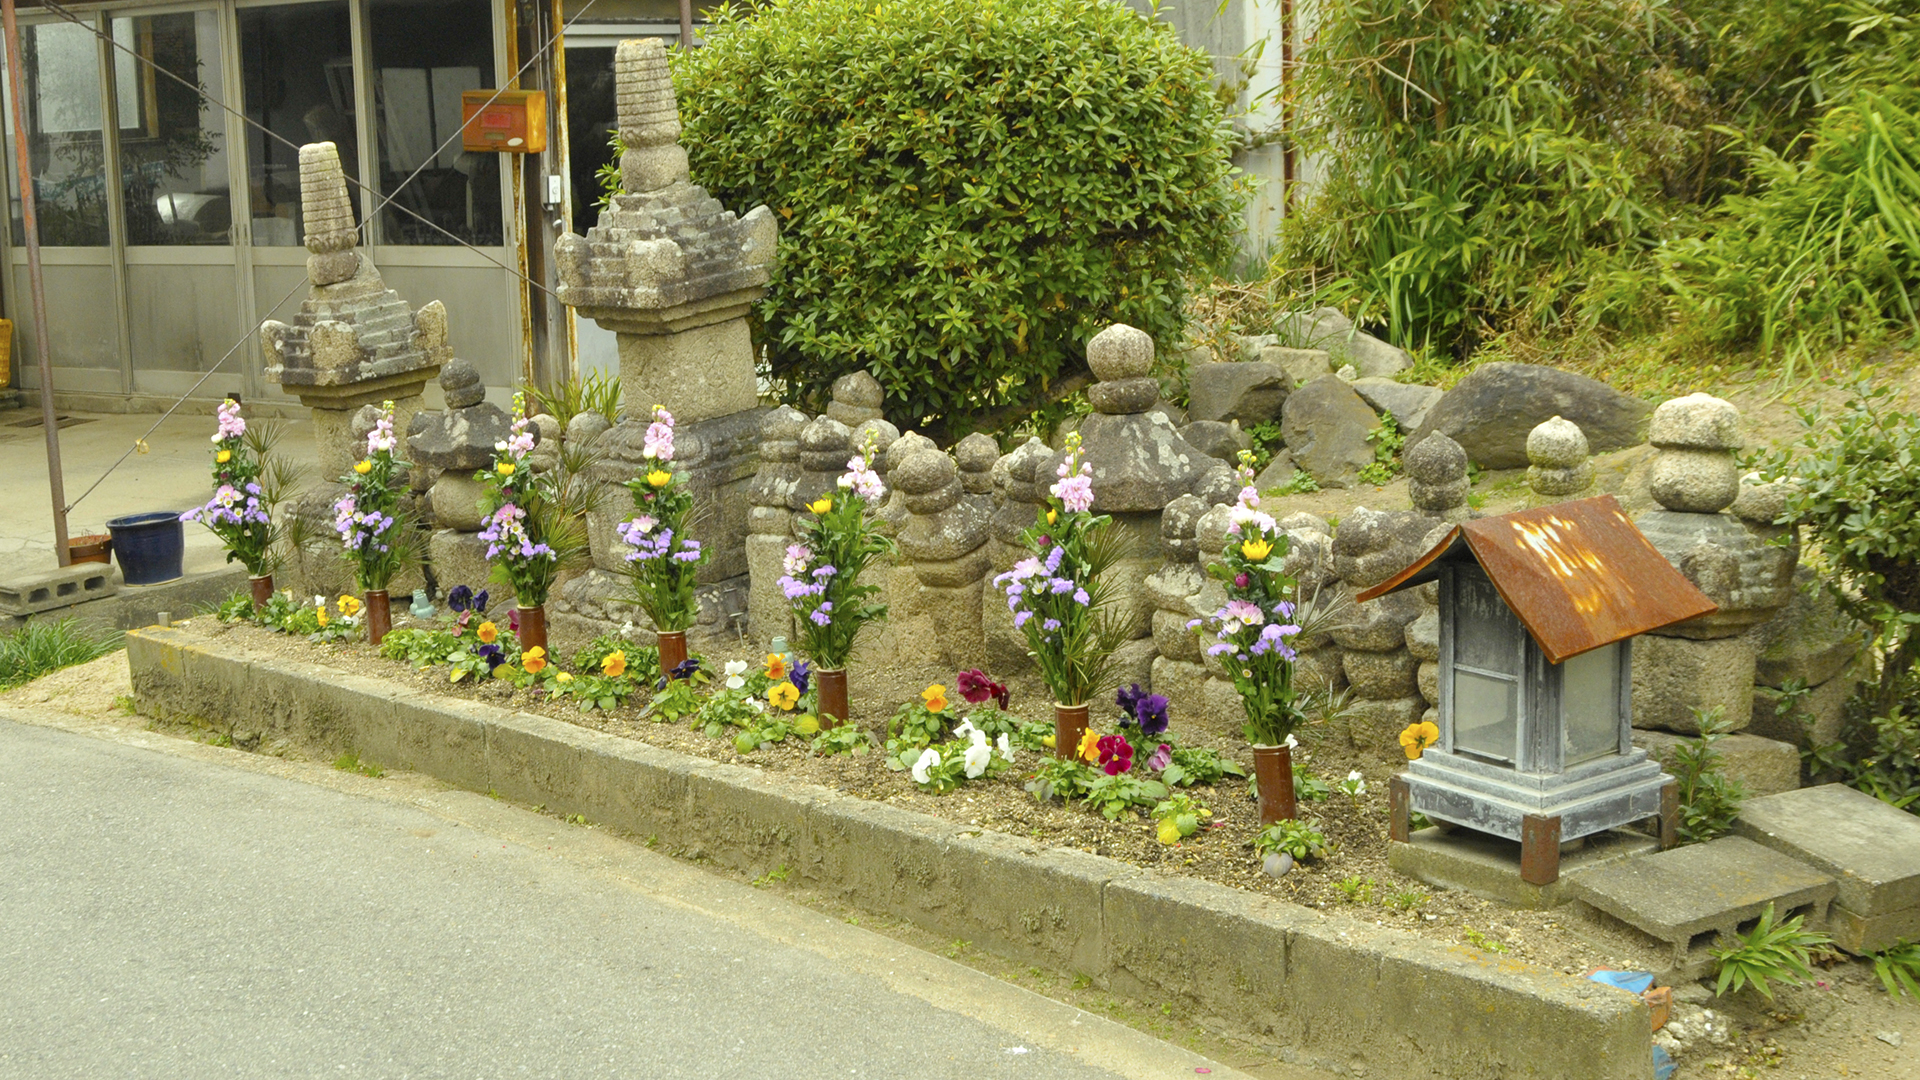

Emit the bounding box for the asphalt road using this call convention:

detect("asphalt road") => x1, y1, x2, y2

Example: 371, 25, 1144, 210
0, 715, 1245, 1080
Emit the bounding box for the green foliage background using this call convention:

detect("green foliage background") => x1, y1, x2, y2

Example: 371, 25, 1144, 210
1276, 0, 1920, 366
674, 0, 1240, 436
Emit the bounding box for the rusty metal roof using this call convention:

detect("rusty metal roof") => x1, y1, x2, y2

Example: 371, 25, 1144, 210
1356, 495, 1718, 663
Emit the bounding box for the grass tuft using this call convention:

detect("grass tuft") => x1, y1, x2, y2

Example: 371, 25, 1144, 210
0, 617, 120, 690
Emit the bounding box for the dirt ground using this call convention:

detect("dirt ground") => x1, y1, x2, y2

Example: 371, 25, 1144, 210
14, 633, 1913, 1080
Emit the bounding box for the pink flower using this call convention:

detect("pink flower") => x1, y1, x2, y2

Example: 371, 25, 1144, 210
643, 405, 675, 461
1052, 473, 1094, 513
215, 400, 246, 440
1147, 743, 1172, 771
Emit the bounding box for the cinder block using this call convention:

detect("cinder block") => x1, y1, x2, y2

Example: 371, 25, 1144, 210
1735, 783, 1920, 953
0, 561, 118, 616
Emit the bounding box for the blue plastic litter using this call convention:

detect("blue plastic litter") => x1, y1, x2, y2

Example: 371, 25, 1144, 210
1652, 1045, 1677, 1079
1588, 969, 1656, 995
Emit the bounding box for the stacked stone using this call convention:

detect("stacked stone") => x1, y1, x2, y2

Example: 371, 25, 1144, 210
884, 445, 993, 675
1632, 394, 1798, 737
981, 437, 1051, 679
1407, 605, 1440, 727
1329, 507, 1444, 752
795, 416, 854, 511
403, 359, 517, 598
1144, 497, 1237, 736
1526, 416, 1593, 498
1405, 432, 1470, 522
1747, 567, 1868, 753
744, 407, 808, 646
262, 141, 447, 482
826, 372, 887, 428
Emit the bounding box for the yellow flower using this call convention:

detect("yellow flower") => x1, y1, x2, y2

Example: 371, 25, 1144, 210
765, 654, 786, 681
808, 495, 833, 514
497, 461, 516, 476
337, 594, 361, 617
556, 671, 574, 683
1157, 819, 1183, 846
1041, 734, 1056, 749
216, 449, 232, 464
316, 609, 329, 628
602, 650, 627, 678
1046, 509, 1058, 525
354, 459, 372, 475
1241, 537, 1273, 562
921, 684, 949, 713
647, 469, 673, 488
523, 646, 547, 674
477, 621, 497, 644
768, 682, 799, 711
1078, 729, 1101, 764
1399, 720, 1441, 760
795, 714, 821, 736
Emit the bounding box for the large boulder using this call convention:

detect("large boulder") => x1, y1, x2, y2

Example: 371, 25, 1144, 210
1410, 362, 1652, 469
1055, 411, 1211, 512
1187, 361, 1290, 425
1280, 375, 1378, 489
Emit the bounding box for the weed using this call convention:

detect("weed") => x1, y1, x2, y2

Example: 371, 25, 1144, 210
1389, 889, 1430, 911
111, 694, 137, 716
1667, 707, 1747, 843
0, 617, 119, 689
1071, 973, 1094, 990
1870, 939, 1920, 998
331, 752, 384, 778
486, 788, 501, 800
565, 814, 590, 827
1267, 470, 1320, 497
1335, 876, 1375, 904
945, 938, 972, 959
1462, 927, 1509, 954
1252, 819, 1333, 862
1711, 903, 1831, 1001
1357, 415, 1406, 486
643, 834, 659, 848
750, 864, 793, 888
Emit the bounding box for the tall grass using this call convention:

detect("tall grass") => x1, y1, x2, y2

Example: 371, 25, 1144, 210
0, 617, 121, 689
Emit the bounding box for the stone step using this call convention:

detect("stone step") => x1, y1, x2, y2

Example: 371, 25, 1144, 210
1568, 836, 1835, 980
1632, 730, 1800, 798
1734, 783, 1920, 953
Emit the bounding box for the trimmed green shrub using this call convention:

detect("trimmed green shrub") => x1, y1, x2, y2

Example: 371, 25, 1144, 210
674, 0, 1240, 436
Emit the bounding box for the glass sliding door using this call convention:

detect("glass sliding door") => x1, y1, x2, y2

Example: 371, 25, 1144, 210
113, 7, 248, 398
4, 17, 124, 394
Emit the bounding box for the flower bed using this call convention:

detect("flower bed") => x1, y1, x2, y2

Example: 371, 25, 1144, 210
185, 604, 1668, 980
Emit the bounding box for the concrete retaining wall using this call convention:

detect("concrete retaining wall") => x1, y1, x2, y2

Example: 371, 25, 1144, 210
127, 626, 1652, 1079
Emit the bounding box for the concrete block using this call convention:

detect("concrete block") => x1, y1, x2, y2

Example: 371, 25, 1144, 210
1633, 731, 1801, 798
1569, 836, 1835, 978
1389, 826, 1660, 909
1734, 783, 1920, 953
0, 561, 118, 616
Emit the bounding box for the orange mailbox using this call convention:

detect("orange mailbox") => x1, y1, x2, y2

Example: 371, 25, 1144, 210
461, 89, 547, 153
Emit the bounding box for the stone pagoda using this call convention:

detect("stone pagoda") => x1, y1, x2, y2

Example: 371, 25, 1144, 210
262, 141, 447, 480
550, 37, 778, 646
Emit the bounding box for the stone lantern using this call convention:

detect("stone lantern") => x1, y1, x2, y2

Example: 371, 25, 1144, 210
1365, 495, 1718, 884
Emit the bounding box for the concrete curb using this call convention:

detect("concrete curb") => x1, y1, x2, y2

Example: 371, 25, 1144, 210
128, 626, 1652, 1079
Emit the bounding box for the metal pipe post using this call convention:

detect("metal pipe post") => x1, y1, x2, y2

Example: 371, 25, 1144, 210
3, 0, 71, 565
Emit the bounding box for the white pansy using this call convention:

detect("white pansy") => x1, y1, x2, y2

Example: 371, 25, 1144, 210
953, 718, 979, 742
996, 733, 1013, 761
724, 659, 749, 690
911, 748, 941, 785
963, 740, 993, 778
1284, 733, 1299, 750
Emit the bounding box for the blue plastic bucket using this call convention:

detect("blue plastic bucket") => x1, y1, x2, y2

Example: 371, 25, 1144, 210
107, 511, 185, 585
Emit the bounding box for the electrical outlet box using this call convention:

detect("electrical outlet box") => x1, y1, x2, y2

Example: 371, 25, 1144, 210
461, 90, 547, 153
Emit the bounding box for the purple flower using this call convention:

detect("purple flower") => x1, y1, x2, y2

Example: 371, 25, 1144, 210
476, 643, 505, 671
1072, 588, 1090, 606
810, 602, 833, 627
1013, 611, 1032, 628
1135, 693, 1170, 735
1042, 618, 1061, 632
1147, 743, 1172, 771
788, 659, 811, 696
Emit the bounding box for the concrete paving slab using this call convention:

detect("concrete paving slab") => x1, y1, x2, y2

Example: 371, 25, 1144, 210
1570, 836, 1835, 976
1389, 825, 1660, 909
1734, 783, 1920, 953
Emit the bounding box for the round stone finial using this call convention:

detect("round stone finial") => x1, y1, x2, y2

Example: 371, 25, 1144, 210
439, 358, 485, 409
1526, 416, 1589, 469
954, 432, 1000, 474
1650, 393, 1743, 451
1404, 432, 1468, 485
885, 430, 938, 473
891, 448, 958, 496
1086, 323, 1154, 382
760, 405, 809, 443
1650, 450, 1741, 513
298, 142, 357, 255
832, 371, 885, 409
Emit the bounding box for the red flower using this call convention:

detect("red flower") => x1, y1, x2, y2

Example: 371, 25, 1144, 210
956, 668, 1008, 709
1097, 733, 1134, 776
